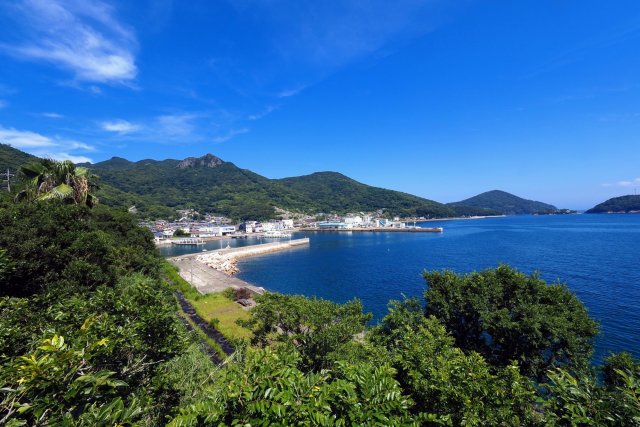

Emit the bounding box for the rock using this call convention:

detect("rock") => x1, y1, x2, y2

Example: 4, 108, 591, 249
177, 153, 224, 169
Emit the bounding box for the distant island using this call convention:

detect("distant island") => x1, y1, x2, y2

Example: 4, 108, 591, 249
448, 189, 569, 215
0, 144, 561, 220
586, 195, 640, 214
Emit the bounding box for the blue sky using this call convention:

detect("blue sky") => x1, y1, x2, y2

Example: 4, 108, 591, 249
1, 0, 639, 209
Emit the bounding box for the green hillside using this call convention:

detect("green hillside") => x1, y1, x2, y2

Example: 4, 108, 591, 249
1, 146, 468, 220
277, 171, 455, 218
449, 190, 557, 215
83, 154, 457, 219
586, 195, 640, 213
0, 143, 38, 171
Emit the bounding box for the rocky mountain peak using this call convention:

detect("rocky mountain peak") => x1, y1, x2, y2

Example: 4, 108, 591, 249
177, 153, 224, 169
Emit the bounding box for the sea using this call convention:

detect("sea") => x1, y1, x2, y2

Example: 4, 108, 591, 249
160, 214, 640, 364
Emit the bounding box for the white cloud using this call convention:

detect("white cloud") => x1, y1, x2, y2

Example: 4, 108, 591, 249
102, 119, 139, 133
212, 128, 249, 143
42, 112, 64, 118
0, 125, 94, 162
602, 177, 640, 187
31, 151, 92, 163
3, 0, 137, 84
156, 113, 201, 137
0, 125, 57, 148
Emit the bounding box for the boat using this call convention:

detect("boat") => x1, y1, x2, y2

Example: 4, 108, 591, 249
171, 237, 205, 245
262, 230, 292, 239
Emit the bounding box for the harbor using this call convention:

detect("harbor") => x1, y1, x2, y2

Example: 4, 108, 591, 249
304, 226, 444, 233
168, 238, 310, 294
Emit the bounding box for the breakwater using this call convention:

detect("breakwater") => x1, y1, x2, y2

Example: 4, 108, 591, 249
304, 227, 443, 233
169, 238, 310, 294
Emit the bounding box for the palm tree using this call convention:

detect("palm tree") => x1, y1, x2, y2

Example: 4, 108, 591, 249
17, 159, 99, 207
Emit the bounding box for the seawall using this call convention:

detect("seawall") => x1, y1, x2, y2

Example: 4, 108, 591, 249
168, 238, 310, 294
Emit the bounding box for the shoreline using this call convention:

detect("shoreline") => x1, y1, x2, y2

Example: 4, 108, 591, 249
168, 238, 310, 294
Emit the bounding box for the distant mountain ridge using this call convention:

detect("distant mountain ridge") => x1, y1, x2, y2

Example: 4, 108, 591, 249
0, 145, 551, 220
449, 190, 557, 215
586, 195, 640, 213
77, 152, 460, 220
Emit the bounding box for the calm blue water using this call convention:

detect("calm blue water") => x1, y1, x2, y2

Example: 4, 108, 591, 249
163, 215, 640, 363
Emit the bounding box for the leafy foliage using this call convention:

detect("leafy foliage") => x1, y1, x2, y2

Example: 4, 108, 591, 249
0, 201, 157, 297
169, 347, 426, 427
0, 198, 189, 425
603, 352, 640, 388
543, 368, 640, 426
242, 293, 372, 371
17, 158, 99, 207
371, 299, 540, 425
424, 265, 599, 380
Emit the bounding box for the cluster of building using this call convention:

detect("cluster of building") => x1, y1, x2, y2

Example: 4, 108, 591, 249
313, 215, 414, 229
145, 218, 297, 241
144, 211, 421, 242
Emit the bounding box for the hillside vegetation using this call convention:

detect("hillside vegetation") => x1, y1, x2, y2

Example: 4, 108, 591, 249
586, 195, 640, 213
449, 189, 557, 215
77, 153, 459, 220
1, 159, 639, 424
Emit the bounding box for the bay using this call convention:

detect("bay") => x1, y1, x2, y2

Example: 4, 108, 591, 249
163, 214, 640, 363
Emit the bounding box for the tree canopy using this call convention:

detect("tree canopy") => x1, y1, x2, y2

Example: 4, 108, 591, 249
424, 265, 599, 380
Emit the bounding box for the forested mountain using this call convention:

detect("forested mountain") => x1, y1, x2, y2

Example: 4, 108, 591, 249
586, 195, 640, 213
0, 143, 37, 170
277, 171, 455, 218
449, 190, 557, 215
80, 154, 458, 219
0, 145, 502, 219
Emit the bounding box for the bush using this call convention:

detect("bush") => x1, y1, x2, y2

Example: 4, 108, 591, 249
424, 265, 598, 380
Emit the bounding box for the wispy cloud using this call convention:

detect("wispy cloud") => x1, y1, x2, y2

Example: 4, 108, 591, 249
97, 112, 245, 144
214, 0, 445, 99
156, 113, 201, 138
2, 0, 137, 84
602, 177, 640, 187
277, 87, 306, 98
41, 112, 64, 119
524, 18, 640, 80
248, 105, 278, 120
0, 124, 94, 162
101, 119, 139, 134
212, 128, 249, 143
0, 100, 7, 109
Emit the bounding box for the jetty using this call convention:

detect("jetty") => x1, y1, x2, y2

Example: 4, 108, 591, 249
172, 237, 205, 245
169, 238, 309, 295
305, 227, 443, 233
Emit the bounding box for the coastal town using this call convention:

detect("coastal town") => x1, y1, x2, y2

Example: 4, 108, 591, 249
144, 209, 446, 244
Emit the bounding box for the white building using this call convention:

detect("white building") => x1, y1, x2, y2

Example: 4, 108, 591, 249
344, 216, 363, 226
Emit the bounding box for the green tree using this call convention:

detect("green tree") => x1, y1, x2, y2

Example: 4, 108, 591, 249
424, 265, 598, 380
543, 368, 640, 426
603, 352, 640, 388
169, 347, 427, 426
371, 299, 540, 425
17, 158, 98, 207
242, 293, 372, 371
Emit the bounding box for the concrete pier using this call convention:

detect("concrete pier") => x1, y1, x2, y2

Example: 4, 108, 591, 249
169, 238, 309, 294
303, 227, 443, 233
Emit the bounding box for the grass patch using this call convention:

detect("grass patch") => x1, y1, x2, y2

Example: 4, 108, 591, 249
161, 259, 252, 341
190, 292, 252, 340
177, 310, 227, 359
161, 259, 201, 300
